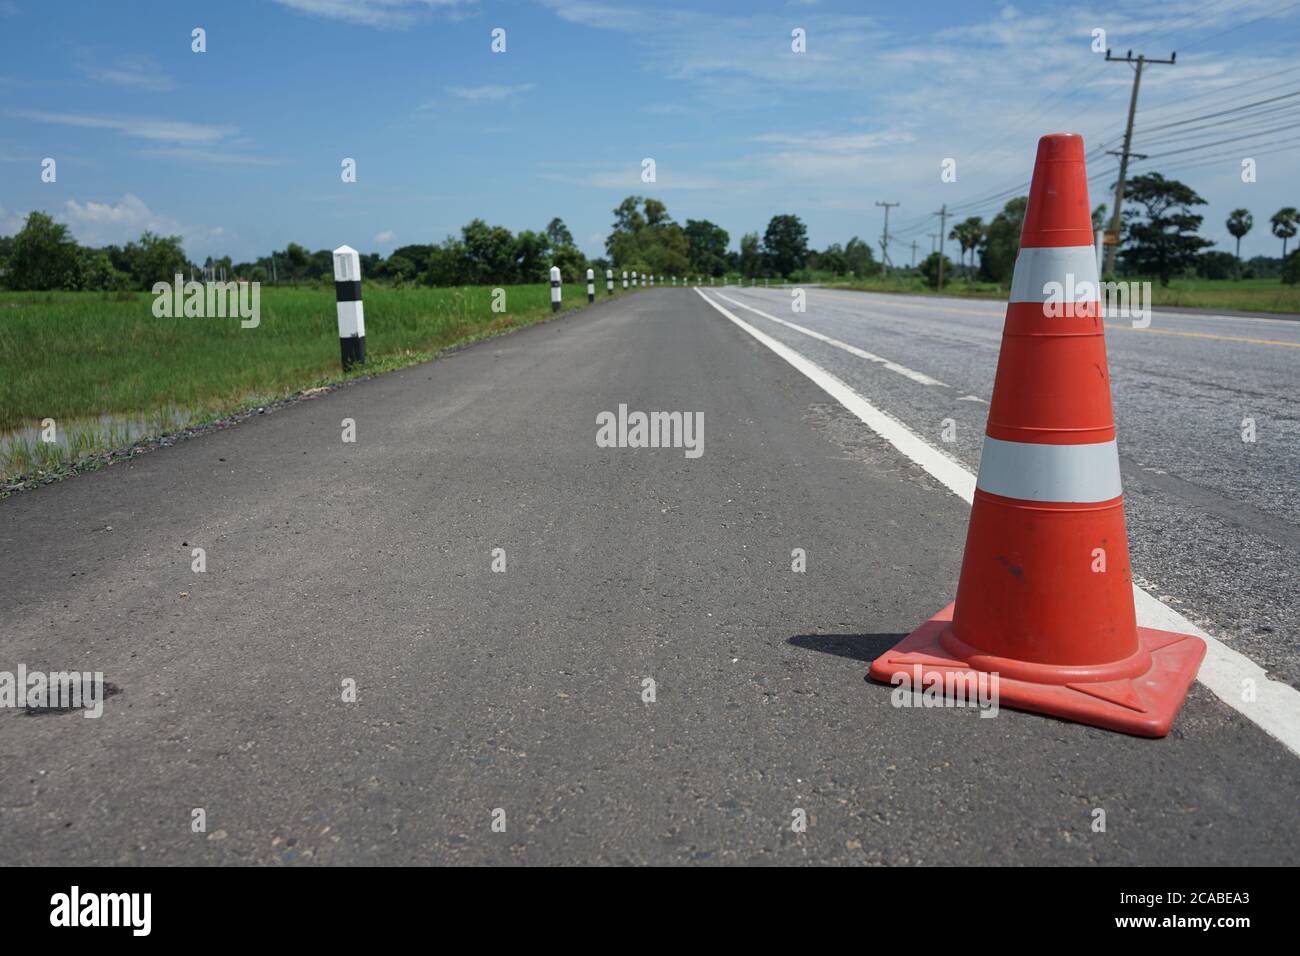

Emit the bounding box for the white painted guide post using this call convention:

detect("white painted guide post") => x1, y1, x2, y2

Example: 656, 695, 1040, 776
550, 265, 562, 313
333, 244, 365, 372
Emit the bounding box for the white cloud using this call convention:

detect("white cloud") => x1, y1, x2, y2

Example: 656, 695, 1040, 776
58, 194, 185, 247
540, 166, 726, 191
537, 1, 882, 94
374, 230, 397, 242
445, 83, 536, 101
133, 147, 286, 166
13, 193, 223, 252
12, 110, 235, 144
80, 55, 174, 92
533, 0, 1300, 257
272, 0, 477, 30
11, 110, 281, 167
752, 130, 915, 153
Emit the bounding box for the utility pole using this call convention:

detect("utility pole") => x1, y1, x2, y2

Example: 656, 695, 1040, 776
876, 200, 899, 274
934, 203, 948, 288
911, 240, 918, 268
1103, 48, 1175, 277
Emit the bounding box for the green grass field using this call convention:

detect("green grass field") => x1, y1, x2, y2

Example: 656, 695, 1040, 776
822, 275, 1300, 314
0, 282, 622, 483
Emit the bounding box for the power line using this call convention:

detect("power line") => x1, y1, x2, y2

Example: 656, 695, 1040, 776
873, 9, 1298, 252
1135, 64, 1300, 125
1133, 107, 1300, 152
1137, 88, 1300, 136
925, 83, 1289, 228
906, 139, 1114, 227
1135, 133, 1300, 178
1138, 119, 1300, 159
951, 0, 1241, 172
1174, 0, 1300, 53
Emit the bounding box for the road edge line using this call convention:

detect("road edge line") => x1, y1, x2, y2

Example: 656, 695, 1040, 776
714, 291, 949, 387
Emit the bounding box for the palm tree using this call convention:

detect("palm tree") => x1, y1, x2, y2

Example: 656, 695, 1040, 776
1226, 209, 1253, 278
946, 224, 966, 276
1271, 207, 1298, 258
948, 217, 984, 279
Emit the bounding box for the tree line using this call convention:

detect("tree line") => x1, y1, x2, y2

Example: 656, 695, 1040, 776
1, 173, 1295, 292
938, 173, 1298, 288
0, 198, 836, 291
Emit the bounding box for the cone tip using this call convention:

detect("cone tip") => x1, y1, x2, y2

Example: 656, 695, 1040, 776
1021, 132, 1093, 248
1036, 132, 1086, 162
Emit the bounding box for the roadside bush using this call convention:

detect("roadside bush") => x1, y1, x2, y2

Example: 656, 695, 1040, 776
1282, 250, 1300, 285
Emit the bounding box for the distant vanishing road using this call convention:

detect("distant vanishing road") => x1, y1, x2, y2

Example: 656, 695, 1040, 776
2, 286, 1298, 865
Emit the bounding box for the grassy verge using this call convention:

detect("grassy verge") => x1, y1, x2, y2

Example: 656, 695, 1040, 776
821, 275, 1300, 314
0, 282, 630, 485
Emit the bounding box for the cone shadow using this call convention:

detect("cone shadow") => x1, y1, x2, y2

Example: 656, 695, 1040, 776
788, 633, 906, 664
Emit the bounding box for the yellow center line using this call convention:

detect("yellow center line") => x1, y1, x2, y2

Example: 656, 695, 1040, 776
809, 289, 1300, 349
1106, 324, 1300, 348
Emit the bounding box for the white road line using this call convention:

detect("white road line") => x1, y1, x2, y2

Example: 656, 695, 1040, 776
715, 291, 950, 387
696, 287, 1300, 757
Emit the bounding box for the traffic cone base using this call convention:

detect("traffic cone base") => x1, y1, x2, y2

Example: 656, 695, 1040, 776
868, 603, 1207, 738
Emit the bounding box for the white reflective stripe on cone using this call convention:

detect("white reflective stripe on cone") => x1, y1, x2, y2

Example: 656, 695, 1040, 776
1009, 246, 1101, 304
975, 436, 1122, 503
336, 300, 365, 338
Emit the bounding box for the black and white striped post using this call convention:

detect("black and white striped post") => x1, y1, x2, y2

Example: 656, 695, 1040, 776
622, 270, 628, 290
632, 271, 638, 288
550, 265, 562, 313
333, 244, 365, 372
606, 269, 613, 294
586, 267, 595, 303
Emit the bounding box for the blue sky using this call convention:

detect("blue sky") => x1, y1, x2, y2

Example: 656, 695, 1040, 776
2, 0, 1298, 263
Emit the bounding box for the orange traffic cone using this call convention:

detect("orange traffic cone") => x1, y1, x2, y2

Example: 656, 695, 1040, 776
869, 133, 1205, 737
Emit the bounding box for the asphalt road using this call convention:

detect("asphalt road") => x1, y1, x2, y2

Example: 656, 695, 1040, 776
1, 287, 1297, 865
712, 285, 1300, 691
